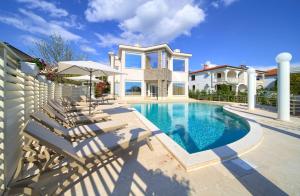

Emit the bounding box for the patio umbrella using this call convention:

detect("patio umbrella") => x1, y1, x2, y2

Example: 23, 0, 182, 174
57, 61, 123, 114
65, 75, 103, 98
64, 75, 102, 82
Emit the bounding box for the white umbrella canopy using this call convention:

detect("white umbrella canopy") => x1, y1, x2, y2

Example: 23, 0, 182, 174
57, 61, 123, 76
64, 75, 102, 82
57, 60, 123, 114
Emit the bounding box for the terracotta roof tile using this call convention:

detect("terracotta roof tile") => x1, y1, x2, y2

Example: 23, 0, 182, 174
265, 68, 277, 76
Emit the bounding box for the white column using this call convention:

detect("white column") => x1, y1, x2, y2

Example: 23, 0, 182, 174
224, 70, 229, 82
235, 84, 239, 95
247, 68, 256, 110
276, 52, 292, 121
210, 72, 215, 91
108, 52, 115, 96
235, 70, 240, 80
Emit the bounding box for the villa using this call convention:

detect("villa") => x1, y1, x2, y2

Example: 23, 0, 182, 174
107, 44, 191, 100
189, 64, 266, 94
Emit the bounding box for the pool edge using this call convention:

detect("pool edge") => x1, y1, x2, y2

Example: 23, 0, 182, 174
131, 105, 264, 172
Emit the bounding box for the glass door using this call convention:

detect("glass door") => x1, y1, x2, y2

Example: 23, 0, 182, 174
149, 83, 158, 98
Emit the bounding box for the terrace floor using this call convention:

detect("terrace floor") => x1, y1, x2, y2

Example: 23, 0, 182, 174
23, 101, 300, 195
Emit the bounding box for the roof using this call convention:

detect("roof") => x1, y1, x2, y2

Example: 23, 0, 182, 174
3, 42, 33, 61
265, 68, 277, 76
118, 43, 192, 57
190, 65, 266, 75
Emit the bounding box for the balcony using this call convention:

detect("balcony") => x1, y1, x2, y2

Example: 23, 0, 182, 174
213, 77, 244, 84
144, 68, 172, 81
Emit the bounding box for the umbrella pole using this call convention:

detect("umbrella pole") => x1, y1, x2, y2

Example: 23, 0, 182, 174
89, 70, 92, 115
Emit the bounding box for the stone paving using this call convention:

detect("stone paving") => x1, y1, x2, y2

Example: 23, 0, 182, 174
40, 101, 300, 195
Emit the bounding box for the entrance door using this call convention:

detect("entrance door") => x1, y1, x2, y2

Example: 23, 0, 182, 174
149, 84, 158, 98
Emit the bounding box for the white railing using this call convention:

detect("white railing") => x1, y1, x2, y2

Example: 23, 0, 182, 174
213, 77, 244, 84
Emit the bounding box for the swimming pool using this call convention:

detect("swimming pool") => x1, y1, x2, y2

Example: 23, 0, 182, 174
133, 103, 250, 154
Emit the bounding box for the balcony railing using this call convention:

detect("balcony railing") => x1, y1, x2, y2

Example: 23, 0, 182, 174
213, 78, 243, 84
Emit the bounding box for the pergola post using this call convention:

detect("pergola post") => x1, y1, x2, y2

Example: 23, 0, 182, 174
276, 52, 292, 121
247, 68, 256, 110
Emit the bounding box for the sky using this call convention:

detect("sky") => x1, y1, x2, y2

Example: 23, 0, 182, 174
0, 0, 299, 71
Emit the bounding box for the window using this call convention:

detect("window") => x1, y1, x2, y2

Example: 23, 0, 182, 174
125, 53, 142, 69
217, 73, 222, 78
192, 85, 195, 91
191, 75, 195, 81
146, 52, 158, 69
161, 51, 167, 68
173, 59, 185, 72
173, 82, 185, 95
125, 82, 142, 95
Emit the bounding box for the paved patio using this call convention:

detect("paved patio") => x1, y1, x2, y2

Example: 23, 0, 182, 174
25, 102, 300, 195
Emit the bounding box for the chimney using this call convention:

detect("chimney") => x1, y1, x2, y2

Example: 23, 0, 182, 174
174, 49, 181, 53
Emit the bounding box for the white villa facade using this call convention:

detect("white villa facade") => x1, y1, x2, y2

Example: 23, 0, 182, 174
108, 44, 191, 100
189, 65, 266, 94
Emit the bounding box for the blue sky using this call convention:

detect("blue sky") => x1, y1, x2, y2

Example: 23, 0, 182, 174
0, 0, 299, 71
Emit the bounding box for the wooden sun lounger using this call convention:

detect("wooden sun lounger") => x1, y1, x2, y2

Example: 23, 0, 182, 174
49, 100, 102, 117
43, 104, 110, 126
31, 111, 128, 139
24, 119, 153, 166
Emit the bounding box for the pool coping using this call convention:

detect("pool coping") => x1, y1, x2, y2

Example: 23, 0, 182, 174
131, 104, 264, 172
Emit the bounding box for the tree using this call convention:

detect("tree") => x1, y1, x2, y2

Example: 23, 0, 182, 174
291, 73, 300, 95
272, 73, 300, 95
34, 34, 86, 66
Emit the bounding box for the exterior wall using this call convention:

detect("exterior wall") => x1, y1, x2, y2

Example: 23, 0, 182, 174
264, 76, 276, 89
171, 57, 189, 98
110, 45, 190, 100
119, 50, 146, 99
189, 72, 211, 91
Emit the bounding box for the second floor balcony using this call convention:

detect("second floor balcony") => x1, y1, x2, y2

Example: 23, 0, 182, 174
144, 68, 172, 81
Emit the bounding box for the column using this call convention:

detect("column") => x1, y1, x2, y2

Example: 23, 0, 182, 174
247, 68, 256, 110
210, 72, 215, 92
276, 52, 292, 121
235, 70, 240, 83
224, 70, 229, 82
235, 84, 239, 95
108, 52, 115, 96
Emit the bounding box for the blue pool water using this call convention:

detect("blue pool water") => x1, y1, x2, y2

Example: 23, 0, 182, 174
133, 103, 250, 153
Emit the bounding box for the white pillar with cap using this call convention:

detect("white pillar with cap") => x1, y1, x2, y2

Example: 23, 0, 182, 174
276, 52, 292, 121
247, 68, 256, 110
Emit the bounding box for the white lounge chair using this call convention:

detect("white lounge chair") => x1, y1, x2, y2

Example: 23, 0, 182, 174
31, 111, 127, 139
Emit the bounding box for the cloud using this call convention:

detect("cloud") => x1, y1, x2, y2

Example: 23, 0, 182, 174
80, 45, 97, 54
253, 65, 276, 71
211, 0, 238, 8
20, 34, 41, 45
0, 9, 81, 41
88, 0, 205, 47
222, 0, 239, 6
17, 0, 68, 17
85, 0, 146, 22
51, 15, 85, 30
211, 1, 220, 8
